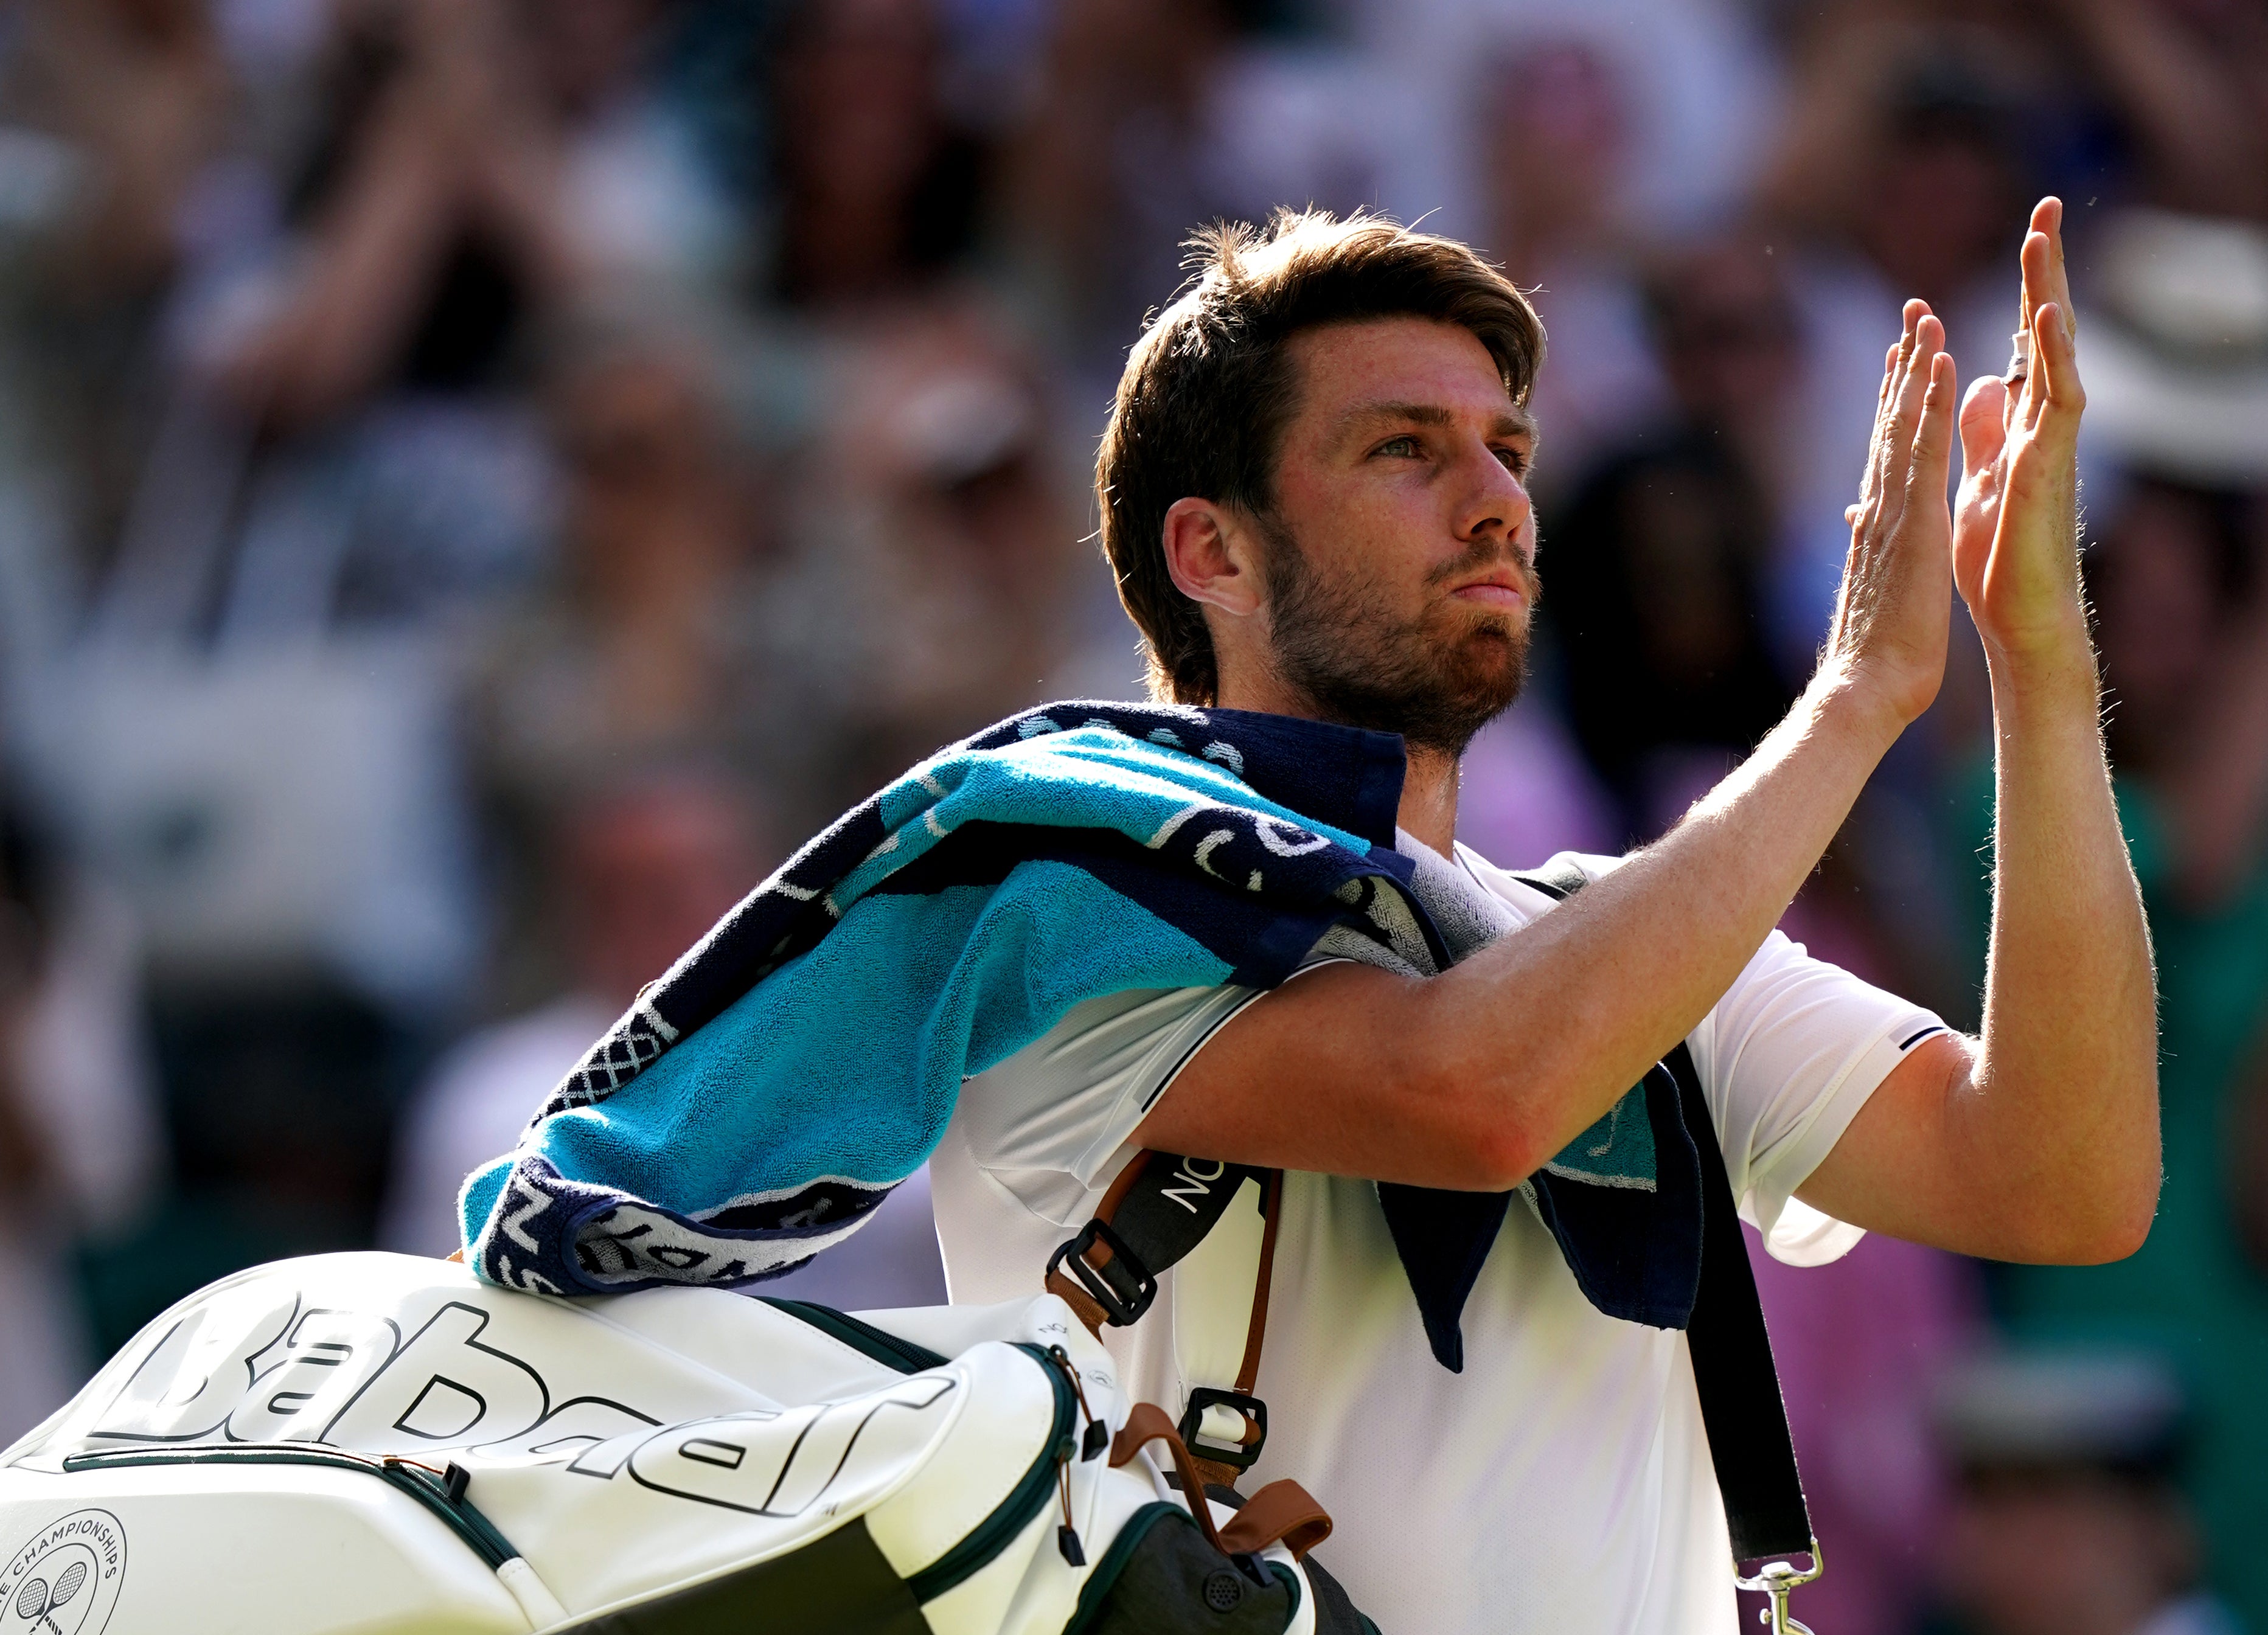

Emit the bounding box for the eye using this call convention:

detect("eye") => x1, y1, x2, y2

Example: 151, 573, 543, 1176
1493, 444, 1531, 477
1372, 435, 1422, 459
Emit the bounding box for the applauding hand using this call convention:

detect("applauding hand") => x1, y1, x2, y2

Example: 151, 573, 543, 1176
1826, 298, 1958, 731
1954, 198, 2092, 672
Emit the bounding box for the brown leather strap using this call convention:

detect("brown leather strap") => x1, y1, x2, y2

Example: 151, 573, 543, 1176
1233, 1170, 1282, 1396
1188, 1169, 1282, 1489
1110, 1403, 1226, 1553
1187, 1446, 1254, 1493
1219, 1478, 1332, 1561
1045, 1268, 1111, 1339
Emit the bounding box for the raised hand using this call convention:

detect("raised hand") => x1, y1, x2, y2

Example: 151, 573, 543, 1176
1953, 198, 2090, 667
1827, 299, 1959, 727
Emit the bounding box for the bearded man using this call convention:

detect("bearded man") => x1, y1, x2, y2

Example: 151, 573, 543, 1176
468, 200, 2155, 1633
924, 200, 2156, 1629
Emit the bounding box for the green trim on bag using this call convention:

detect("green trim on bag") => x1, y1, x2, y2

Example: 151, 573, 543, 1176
61, 1442, 518, 1568
1061, 1502, 1184, 1634
759, 1298, 951, 1373
905, 1343, 1075, 1604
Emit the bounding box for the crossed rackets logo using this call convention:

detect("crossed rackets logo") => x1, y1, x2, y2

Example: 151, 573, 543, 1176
12, 1558, 88, 1631
0, 1513, 123, 1635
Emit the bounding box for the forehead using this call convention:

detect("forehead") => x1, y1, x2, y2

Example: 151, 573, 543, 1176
1281, 316, 1522, 433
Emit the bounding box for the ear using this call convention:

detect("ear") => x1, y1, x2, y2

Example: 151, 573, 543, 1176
1162, 497, 1265, 620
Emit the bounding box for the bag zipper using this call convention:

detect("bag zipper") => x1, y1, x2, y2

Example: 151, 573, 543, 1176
757, 1298, 950, 1373
904, 1342, 1076, 1605
60, 1443, 519, 1569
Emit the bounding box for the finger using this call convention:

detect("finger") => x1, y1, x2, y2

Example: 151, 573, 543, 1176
1894, 310, 1941, 439
1907, 350, 1957, 493
1858, 341, 1900, 510
2031, 299, 2083, 428
1861, 318, 1919, 518
1960, 373, 2008, 481
2030, 196, 2075, 341
1874, 307, 1939, 529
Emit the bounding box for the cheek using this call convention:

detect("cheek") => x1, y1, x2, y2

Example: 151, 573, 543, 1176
1274, 477, 1436, 599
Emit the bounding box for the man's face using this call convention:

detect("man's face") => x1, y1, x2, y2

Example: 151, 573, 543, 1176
1254, 317, 1539, 755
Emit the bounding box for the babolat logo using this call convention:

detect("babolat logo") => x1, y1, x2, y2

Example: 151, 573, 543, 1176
0, 1510, 125, 1635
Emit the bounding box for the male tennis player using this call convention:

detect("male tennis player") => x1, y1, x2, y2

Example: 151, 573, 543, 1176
925, 197, 2155, 1631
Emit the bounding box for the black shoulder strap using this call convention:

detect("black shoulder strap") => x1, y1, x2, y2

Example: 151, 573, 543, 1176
1515, 863, 1814, 1565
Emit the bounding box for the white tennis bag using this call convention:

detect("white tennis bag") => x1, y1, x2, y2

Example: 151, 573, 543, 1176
0, 1254, 1345, 1635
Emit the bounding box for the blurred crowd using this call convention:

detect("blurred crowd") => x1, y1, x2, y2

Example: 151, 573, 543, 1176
0, 0, 2263, 1628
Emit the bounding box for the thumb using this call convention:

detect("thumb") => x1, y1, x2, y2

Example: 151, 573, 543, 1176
1960, 374, 2007, 482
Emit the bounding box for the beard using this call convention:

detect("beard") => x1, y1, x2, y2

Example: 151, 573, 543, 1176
1258, 513, 1536, 758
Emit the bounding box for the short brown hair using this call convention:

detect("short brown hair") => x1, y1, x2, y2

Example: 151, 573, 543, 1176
1096, 209, 1546, 704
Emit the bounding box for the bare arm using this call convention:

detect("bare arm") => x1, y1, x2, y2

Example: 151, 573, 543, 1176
1136, 305, 1963, 1190
1801, 200, 2160, 1265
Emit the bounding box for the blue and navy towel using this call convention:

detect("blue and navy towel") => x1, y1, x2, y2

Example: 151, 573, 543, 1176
461, 702, 1707, 1370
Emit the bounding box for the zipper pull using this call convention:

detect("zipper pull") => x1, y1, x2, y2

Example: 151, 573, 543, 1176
1048, 1344, 1108, 1461
1056, 1439, 1085, 1566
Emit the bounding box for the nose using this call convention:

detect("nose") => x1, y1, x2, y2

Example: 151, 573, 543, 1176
1452, 438, 1534, 553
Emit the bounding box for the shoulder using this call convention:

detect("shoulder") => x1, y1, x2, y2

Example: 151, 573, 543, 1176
1450, 842, 1627, 909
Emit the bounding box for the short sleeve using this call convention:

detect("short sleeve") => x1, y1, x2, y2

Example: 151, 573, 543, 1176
1692, 930, 1949, 1266
953, 979, 1282, 1226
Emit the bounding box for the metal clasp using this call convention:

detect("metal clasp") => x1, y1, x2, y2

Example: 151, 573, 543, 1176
1735, 1540, 1824, 1635
1046, 1219, 1157, 1325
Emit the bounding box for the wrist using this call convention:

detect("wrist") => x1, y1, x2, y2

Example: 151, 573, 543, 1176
1804, 660, 1913, 756
1983, 615, 2100, 710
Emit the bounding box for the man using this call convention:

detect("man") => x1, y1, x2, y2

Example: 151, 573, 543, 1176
924, 200, 2158, 1629
464, 198, 2154, 1628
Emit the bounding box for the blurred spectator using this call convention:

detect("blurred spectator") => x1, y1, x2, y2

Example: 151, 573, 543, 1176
2054, 0, 2268, 222
760, 304, 1088, 814
473, 319, 782, 988
1543, 235, 1802, 842
1472, 33, 1668, 497
206, 0, 736, 435
1004, 0, 1408, 392
0, 0, 231, 588
765, 0, 988, 313
0, 797, 161, 1442
1930, 1351, 2239, 1635
1004, 0, 1245, 378
1338, 0, 1783, 250
1764, 31, 2033, 672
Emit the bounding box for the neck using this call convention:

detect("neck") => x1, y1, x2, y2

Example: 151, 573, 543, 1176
1210, 655, 1461, 859
1396, 746, 1459, 859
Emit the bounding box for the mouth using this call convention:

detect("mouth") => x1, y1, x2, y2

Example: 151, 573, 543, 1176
1447, 575, 1529, 611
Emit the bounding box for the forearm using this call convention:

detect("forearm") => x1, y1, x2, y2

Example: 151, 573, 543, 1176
1961, 627, 2158, 1254
1139, 671, 1909, 1191
1420, 668, 1903, 1174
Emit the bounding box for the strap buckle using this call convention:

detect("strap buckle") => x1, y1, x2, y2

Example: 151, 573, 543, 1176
1178, 1387, 1268, 1471
1046, 1220, 1157, 1325
1734, 1540, 1823, 1635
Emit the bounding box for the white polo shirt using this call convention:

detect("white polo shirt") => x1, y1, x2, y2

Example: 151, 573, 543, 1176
929, 839, 1943, 1634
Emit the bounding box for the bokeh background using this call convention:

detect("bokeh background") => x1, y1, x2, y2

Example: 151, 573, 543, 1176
0, 0, 2263, 1628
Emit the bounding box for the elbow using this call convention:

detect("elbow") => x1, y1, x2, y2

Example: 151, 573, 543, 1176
1464, 1120, 1547, 1195
1404, 1056, 1551, 1193
2031, 1148, 2162, 1266
2088, 1165, 2162, 1264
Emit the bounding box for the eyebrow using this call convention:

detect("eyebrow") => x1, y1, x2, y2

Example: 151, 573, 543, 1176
1335, 399, 1536, 445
